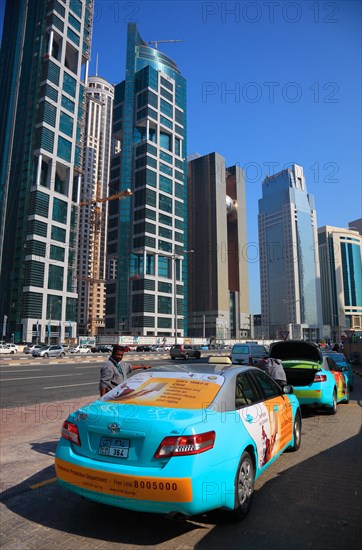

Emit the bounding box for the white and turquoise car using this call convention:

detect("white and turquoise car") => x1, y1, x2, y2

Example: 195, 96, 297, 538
269, 341, 349, 414
55, 361, 302, 520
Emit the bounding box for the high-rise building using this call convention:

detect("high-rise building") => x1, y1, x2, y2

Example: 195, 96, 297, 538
0, 0, 93, 342
106, 23, 187, 339
318, 225, 362, 336
258, 164, 322, 340
187, 153, 249, 339
77, 76, 114, 336
349, 218, 362, 235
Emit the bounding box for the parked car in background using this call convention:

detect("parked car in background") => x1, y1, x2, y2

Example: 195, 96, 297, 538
321, 351, 354, 391
269, 340, 349, 415
69, 345, 92, 354
32, 345, 66, 358
55, 361, 301, 520
231, 343, 268, 366
23, 343, 45, 354
136, 345, 152, 352
91, 345, 113, 353
119, 345, 132, 352
0, 344, 15, 354
150, 345, 164, 352
5, 343, 18, 353
170, 344, 201, 360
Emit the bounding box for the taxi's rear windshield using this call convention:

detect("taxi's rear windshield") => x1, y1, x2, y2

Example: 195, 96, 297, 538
103, 372, 225, 409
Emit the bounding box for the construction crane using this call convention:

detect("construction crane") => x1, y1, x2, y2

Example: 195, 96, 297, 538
79, 186, 132, 336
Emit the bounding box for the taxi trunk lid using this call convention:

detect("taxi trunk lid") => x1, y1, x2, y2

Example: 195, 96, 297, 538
70, 402, 207, 469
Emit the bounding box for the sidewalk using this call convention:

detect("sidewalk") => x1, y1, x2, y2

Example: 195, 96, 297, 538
1, 395, 96, 495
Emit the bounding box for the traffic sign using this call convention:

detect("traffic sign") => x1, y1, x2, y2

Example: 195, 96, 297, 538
279, 331, 289, 341
344, 330, 355, 341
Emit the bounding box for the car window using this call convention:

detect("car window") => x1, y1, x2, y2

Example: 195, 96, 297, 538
235, 373, 261, 408
250, 345, 268, 355
326, 357, 338, 371
251, 370, 282, 399
232, 345, 249, 353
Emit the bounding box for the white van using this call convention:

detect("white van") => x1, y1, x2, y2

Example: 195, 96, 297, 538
231, 342, 268, 366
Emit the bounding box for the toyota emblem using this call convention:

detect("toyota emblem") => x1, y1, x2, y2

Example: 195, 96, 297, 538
107, 422, 121, 433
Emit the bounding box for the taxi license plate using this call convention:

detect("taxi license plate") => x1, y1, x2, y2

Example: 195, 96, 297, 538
98, 437, 130, 458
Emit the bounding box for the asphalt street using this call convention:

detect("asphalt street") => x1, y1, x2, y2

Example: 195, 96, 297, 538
0, 352, 191, 405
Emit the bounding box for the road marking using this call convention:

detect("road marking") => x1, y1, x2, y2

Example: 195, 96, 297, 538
75, 365, 101, 369
43, 382, 97, 389
0, 369, 42, 373
1, 373, 83, 381
30, 477, 57, 490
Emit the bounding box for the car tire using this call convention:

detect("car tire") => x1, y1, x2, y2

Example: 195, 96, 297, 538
171, 356, 176, 360
327, 389, 337, 415
230, 451, 254, 521
287, 411, 301, 452
196, 352, 201, 359
60, 352, 65, 358
184, 353, 189, 360
44, 353, 49, 358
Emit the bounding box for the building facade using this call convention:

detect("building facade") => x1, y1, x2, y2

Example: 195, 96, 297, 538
106, 23, 187, 339
318, 225, 362, 338
187, 153, 249, 340
258, 164, 322, 340
77, 76, 114, 336
0, 0, 93, 343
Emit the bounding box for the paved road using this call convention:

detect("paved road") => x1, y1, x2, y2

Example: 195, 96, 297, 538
0, 353, 211, 406
1, 367, 361, 549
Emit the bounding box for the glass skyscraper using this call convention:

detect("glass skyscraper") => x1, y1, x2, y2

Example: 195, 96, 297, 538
77, 76, 114, 336
0, 0, 93, 342
258, 164, 322, 340
106, 24, 187, 338
318, 226, 362, 335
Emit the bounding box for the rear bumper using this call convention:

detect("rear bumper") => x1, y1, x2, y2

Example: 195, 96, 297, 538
293, 389, 333, 407
55, 441, 238, 516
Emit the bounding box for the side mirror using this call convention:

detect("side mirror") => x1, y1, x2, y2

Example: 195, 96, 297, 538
283, 384, 294, 394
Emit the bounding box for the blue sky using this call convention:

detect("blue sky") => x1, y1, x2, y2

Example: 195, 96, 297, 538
1, 1, 361, 313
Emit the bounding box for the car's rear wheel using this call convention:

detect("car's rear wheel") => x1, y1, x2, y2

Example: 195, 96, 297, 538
184, 353, 189, 360
171, 356, 176, 360
288, 411, 301, 451
60, 352, 65, 358
327, 389, 337, 415
196, 352, 201, 359
44, 353, 49, 358
231, 451, 254, 521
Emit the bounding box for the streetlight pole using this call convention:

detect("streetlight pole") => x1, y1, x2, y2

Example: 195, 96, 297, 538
173, 254, 178, 345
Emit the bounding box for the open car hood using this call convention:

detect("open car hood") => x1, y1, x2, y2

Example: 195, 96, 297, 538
269, 340, 322, 362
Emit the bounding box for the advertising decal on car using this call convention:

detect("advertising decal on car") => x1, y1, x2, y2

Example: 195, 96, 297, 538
238, 397, 293, 469
55, 458, 192, 502
102, 372, 224, 409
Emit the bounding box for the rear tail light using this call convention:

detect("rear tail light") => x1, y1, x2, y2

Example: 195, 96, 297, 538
155, 431, 216, 458
314, 374, 327, 382
61, 421, 81, 446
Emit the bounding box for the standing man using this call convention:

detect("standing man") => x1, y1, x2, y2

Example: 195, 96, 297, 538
264, 358, 287, 388
99, 344, 150, 397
